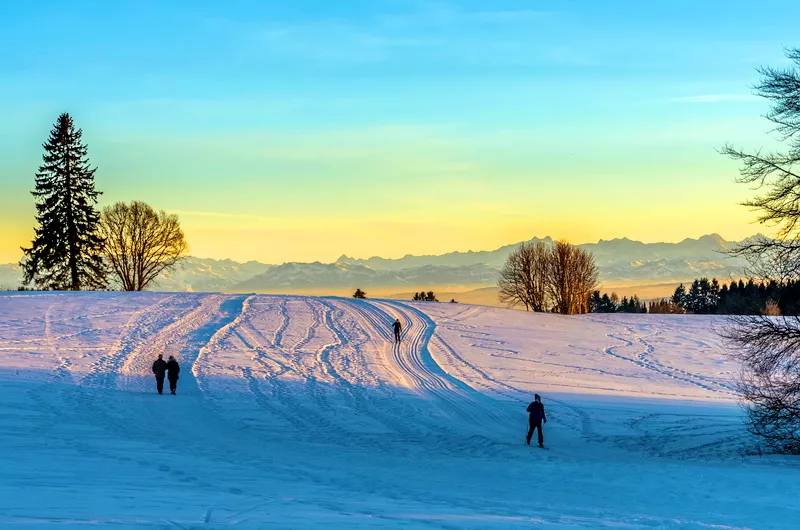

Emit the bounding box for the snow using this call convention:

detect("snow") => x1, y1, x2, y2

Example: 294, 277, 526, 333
0, 292, 797, 529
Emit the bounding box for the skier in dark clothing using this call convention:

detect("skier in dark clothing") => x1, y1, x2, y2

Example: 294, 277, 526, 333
392, 319, 402, 343
152, 354, 167, 395
526, 394, 547, 447
166, 356, 180, 395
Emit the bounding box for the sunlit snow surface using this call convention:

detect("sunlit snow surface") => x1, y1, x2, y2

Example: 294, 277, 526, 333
0, 292, 796, 529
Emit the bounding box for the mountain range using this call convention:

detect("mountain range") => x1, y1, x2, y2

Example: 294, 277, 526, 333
0, 233, 752, 294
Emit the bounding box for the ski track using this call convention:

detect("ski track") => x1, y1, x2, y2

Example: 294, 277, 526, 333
600, 328, 737, 397
7, 295, 738, 458
2, 293, 786, 528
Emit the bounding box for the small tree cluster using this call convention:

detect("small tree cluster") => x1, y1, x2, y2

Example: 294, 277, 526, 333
498, 240, 598, 314
648, 298, 685, 314
412, 291, 438, 301
590, 292, 618, 313
672, 278, 721, 314
589, 291, 647, 313
353, 288, 367, 299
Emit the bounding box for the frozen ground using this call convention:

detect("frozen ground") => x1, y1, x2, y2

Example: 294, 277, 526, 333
0, 292, 796, 529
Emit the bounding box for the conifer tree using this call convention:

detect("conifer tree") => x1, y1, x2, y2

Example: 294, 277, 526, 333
602, 293, 614, 312
671, 284, 688, 310
21, 113, 106, 290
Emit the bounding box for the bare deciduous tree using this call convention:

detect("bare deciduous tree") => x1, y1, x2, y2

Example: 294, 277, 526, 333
498, 241, 549, 311
498, 239, 597, 314
548, 240, 598, 315
721, 47, 800, 453
99, 201, 187, 291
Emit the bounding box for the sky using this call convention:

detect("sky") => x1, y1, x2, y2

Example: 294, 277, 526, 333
0, 0, 797, 264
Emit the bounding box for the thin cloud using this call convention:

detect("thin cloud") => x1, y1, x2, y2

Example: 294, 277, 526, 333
172, 210, 285, 223
207, 5, 578, 68
669, 94, 759, 104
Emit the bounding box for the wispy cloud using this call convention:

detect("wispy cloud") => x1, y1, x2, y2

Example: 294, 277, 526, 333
669, 94, 759, 104
172, 210, 279, 222
204, 5, 582, 68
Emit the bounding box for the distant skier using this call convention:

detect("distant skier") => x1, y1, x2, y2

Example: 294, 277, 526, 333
152, 354, 167, 395
392, 318, 402, 343
166, 355, 180, 395
526, 394, 547, 447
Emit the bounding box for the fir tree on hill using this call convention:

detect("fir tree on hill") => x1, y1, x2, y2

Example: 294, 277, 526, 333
353, 288, 367, 299
21, 113, 106, 290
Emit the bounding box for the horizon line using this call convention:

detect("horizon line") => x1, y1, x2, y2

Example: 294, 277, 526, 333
1, 231, 763, 267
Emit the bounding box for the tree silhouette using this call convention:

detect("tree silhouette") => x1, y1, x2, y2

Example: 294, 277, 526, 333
21, 113, 106, 290
721, 48, 800, 453
99, 201, 187, 291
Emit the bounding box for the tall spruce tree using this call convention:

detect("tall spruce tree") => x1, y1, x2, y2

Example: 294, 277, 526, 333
21, 113, 106, 290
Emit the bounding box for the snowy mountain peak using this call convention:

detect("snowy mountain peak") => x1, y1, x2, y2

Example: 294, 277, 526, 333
0, 234, 757, 293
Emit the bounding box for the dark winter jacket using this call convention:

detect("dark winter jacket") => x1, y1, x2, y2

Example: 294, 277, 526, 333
527, 401, 546, 423
392, 321, 402, 333
152, 359, 167, 378
166, 359, 180, 381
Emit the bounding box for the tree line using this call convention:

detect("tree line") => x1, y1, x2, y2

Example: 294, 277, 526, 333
498, 240, 598, 314
638, 278, 800, 316
589, 277, 800, 316
589, 292, 647, 313
20, 113, 187, 291
412, 291, 438, 302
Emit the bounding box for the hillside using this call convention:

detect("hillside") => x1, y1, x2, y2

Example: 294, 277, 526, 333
0, 292, 792, 528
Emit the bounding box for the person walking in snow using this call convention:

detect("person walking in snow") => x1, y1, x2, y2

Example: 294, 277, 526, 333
392, 318, 402, 343
152, 354, 168, 395
526, 394, 547, 447
166, 355, 180, 395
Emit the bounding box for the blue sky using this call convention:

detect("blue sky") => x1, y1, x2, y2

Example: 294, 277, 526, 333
0, 0, 797, 262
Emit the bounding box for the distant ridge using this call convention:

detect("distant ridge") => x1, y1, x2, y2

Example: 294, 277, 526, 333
235, 233, 752, 292
1, 234, 755, 293
335, 233, 746, 270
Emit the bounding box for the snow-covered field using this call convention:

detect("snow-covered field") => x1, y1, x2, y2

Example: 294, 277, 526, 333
0, 293, 796, 529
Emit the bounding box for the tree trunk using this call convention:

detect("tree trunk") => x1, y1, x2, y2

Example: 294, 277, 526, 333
64, 139, 79, 291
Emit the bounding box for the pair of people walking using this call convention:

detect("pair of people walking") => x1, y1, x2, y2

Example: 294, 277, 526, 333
152, 354, 180, 395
